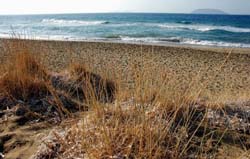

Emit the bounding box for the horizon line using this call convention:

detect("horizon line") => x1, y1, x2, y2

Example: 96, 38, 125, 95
0, 11, 249, 16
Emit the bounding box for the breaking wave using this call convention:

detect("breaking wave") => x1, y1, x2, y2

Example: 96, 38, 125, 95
182, 39, 250, 48
118, 36, 182, 43
105, 35, 250, 48
42, 19, 109, 26
158, 23, 250, 33
40, 19, 250, 33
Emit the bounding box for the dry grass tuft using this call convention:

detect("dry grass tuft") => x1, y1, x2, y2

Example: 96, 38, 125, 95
0, 41, 116, 119
0, 50, 48, 101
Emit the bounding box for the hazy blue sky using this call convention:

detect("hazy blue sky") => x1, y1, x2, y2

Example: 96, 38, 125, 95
0, 0, 250, 15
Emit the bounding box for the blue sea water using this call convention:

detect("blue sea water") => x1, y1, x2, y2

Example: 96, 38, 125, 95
0, 13, 250, 47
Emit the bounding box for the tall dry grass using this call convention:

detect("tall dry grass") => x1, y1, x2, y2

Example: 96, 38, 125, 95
0, 39, 249, 159
36, 46, 249, 158
0, 41, 48, 102
0, 40, 117, 118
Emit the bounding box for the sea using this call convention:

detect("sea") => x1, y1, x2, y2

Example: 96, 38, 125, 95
0, 13, 250, 48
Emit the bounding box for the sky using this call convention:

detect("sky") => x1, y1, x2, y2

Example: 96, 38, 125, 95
0, 0, 250, 15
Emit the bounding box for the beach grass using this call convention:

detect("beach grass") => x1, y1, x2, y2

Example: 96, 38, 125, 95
0, 39, 249, 158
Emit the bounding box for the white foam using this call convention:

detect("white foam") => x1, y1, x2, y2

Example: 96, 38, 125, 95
1, 32, 250, 48
110, 22, 250, 33
158, 23, 250, 33
191, 25, 250, 33
119, 36, 250, 48
182, 39, 250, 48
42, 19, 108, 26
0, 32, 78, 41
120, 36, 156, 42
109, 23, 139, 27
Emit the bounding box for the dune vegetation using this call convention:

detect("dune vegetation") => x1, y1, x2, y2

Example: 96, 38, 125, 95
0, 39, 249, 159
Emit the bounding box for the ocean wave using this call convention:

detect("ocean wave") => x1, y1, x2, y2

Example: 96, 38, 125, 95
120, 36, 156, 42
112, 35, 250, 48
191, 26, 250, 33
158, 23, 250, 33
119, 36, 182, 43
182, 39, 250, 48
176, 21, 193, 24
41, 19, 250, 33
104, 35, 121, 39
104, 21, 250, 33
112, 23, 139, 27
107, 36, 250, 48
1, 32, 249, 48
42, 19, 109, 26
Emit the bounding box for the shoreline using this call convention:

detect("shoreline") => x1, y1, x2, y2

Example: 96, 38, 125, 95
1, 37, 250, 54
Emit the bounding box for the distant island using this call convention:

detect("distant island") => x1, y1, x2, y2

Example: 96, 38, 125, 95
192, 9, 228, 15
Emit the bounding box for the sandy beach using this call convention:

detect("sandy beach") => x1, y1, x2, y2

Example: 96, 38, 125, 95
0, 39, 250, 158
1, 38, 250, 99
